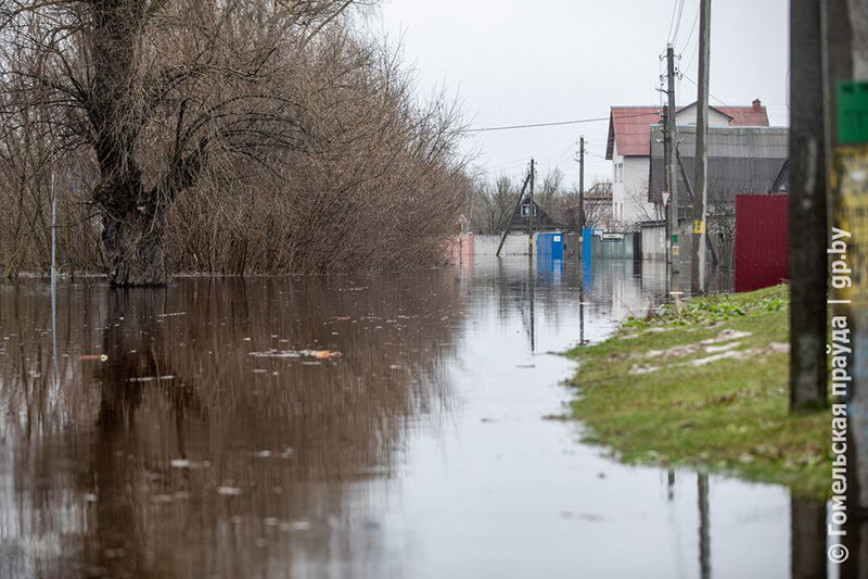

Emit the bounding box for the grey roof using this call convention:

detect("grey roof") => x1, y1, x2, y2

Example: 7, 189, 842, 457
648, 125, 789, 208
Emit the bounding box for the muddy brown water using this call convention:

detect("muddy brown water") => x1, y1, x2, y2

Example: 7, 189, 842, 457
0, 258, 829, 578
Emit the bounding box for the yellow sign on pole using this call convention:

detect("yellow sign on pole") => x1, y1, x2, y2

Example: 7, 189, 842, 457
693, 220, 706, 234
833, 145, 868, 304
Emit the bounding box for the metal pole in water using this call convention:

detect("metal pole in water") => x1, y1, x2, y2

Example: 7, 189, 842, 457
50, 171, 58, 381
51, 171, 56, 290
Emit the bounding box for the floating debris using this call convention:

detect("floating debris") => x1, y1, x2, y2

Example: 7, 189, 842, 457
171, 459, 208, 469
249, 349, 341, 360
279, 520, 312, 532
157, 312, 186, 318
128, 375, 174, 382
80, 354, 108, 362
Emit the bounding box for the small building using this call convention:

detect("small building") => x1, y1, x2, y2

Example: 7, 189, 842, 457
561, 181, 614, 231
508, 197, 565, 232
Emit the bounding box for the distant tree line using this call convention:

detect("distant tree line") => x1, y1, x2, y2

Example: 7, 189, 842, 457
0, 0, 470, 285
469, 168, 610, 234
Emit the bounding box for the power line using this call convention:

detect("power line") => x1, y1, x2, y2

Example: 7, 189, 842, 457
681, 73, 729, 107
463, 109, 663, 134
463, 116, 609, 133
666, 0, 680, 44
679, 3, 700, 54
671, 0, 687, 45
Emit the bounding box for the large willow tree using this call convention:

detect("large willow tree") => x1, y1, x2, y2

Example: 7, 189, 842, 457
0, 0, 466, 285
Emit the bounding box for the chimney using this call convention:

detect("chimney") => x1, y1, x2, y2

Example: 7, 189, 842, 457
752, 98, 762, 112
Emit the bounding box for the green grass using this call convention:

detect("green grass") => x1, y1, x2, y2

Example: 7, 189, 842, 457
566, 284, 829, 499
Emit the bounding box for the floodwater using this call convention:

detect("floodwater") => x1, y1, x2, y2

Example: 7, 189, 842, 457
0, 258, 828, 578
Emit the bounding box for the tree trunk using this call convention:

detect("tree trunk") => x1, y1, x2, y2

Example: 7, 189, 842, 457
102, 208, 167, 287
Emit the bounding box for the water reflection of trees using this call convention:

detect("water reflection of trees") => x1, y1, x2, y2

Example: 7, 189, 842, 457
0, 275, 461, 577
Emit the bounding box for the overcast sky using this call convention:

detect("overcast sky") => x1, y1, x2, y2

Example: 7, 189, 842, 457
377, 0, 790, 189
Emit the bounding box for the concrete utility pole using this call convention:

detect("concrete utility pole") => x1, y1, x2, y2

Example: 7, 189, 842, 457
578, 137, 586, 232
495, 171, 531, 257
789, 0, 828, 411
529, 158, 535, 251
663, 106, 672, 268
691, 0, 711, 294
666, 44, 680, 274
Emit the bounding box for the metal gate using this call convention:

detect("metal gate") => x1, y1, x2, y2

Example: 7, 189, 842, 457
735, 195, 789, 292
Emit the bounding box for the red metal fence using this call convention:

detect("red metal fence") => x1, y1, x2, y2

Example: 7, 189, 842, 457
735, 194, 789, 292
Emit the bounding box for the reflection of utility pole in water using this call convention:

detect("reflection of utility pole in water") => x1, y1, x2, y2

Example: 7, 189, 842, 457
579, 265, 585, 347
529, 255, 535, 353
667, 470, 675, 501
789, 497, 826, 578
697, 474, 711, 579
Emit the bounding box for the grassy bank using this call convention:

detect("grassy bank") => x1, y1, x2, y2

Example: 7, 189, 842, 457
566, 284, 829, 499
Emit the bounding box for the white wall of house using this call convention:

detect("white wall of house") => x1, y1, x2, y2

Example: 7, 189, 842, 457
674, 104, 732, 127
611, 140, 656, 229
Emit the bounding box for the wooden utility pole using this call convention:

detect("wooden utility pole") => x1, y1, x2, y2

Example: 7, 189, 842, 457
578, 137, 586, 233
823, 2, 868, 573
666, 45, 680, 273
691, 0, 711, 294
788, 0, 828, 410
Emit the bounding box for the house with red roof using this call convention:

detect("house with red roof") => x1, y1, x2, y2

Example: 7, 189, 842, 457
605, 99, 770, 228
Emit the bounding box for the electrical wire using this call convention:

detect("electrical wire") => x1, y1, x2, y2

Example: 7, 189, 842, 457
679, 2, 700, 55
666, 0, 681, 45
681, 73, 729, 107
671, 0, 687, 46
463, 109, 663, 134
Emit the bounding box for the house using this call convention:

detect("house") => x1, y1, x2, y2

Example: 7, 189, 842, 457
605, 99, 771, 229
583, 181, 614, 230
647, 124, 789, 207
508, 197, 564, 232
645, 123, 788, 268
559, 181, 614, 231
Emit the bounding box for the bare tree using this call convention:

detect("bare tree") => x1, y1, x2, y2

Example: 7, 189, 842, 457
473, 174, 518, 234
0, 0, 468, 283
536, 167, 563, 216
